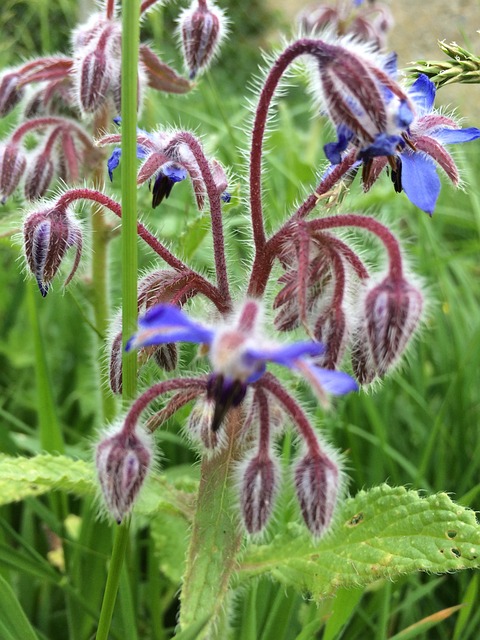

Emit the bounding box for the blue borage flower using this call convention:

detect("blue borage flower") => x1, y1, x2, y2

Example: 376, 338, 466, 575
327, 72, 480, 214
126, 301, 358, 430
99, 122, 231, 209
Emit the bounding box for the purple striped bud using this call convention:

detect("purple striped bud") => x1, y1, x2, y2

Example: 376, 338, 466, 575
364, 275, 423, 377
109, 330, 123, 395
74, 23, 121, 114
0, 142, 27, 202
179, 0, 227, 79
295, 451, 339, 536
314, 306, 348, 370
96, 427, 152, 523
23, 205, 83, 296
240, 454, 280, 534
0, 72, 24, 117
152, 342, 178, 372
24, 152, 56, 201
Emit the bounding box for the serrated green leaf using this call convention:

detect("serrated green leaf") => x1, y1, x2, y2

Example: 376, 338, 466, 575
0, 573, 39, 640
0, 454, 197, 519
240, 485, 480, 600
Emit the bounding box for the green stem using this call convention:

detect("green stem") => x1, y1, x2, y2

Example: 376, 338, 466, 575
95, 523, 130, 640
178, 413, 244, 638
96, 0, 140, 637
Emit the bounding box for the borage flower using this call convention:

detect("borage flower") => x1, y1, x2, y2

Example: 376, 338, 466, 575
118, 299, 357, 535
366, 73, 480, 214
126, 300, 358, 431
99, 124, 230, 209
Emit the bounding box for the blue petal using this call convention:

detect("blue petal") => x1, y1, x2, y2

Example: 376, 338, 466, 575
400, 151, 441, 215
126, 304, 213, 351
245, 341, 324, 368
162, 162, 187, 183
107, 148, 122, 181
308, 366, 359, 395
324, 125, 353, 164
221, 191, 231, 203
396, 99, 414, 129
409, 74, 435, 115
358, 133, 402, 160
432, 126, 480, 145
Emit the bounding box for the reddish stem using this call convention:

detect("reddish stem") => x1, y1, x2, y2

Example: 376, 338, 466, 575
55, 188, 229, 311
105, 0, 116, 20
259, 374, 321, 456
123, 377, 207, 435
166, 132, 231, 305
11, 117, 92, 148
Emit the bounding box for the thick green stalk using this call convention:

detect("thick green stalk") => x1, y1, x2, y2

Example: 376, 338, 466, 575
179, 414, 244, 637
96, 0, 140, 638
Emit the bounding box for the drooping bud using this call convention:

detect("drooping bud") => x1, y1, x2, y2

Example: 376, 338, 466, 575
240, 454, 280, 534
96, 427, 152, 523
314, 306, 348, 369
23, 204, 83, 296
109, 330, 123, 395
363, 275, 423, 377
295, 450, 340, 536
0, 142, 27, 202
314, 41, 413, 162
0, 72, 24, 117
152, 342, 178, 372
179, 0, 227, 80
24, 152, 56, 201
74, 22, 121, 114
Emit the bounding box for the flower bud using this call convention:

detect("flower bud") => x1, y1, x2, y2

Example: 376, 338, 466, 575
23, 205, 83, 296
109, 330, 123, 395
240, 454, 280, 534
96, 427, 152, 523
314, 306, 348, 369
0, 142, 27, 202
179, 0, 226, 79
0, 72, 24, 117
24, 152, 56, 201
295, 451, 339, 536
74, 23, 120, 114
364, 275, 423, 377
152, 342, 178, 372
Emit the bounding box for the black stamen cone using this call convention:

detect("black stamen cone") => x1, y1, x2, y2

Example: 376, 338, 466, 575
207, 374, 247, 432
391, 156, 403, 193
152, 174, 175, 208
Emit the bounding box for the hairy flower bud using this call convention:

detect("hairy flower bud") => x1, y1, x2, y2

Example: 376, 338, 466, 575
314, 306, 348, 369
295, 451, 339, 536
152, 342, 178, 372
0, 72, 24, 117
0, 142, 27, 202
74, 23, 121, 114
364, 275, 423, 377
23, 205, 83, 296
24, 152, 56, 201
109, 330, 123, 395
96, 427, 152, 523
240, 454, 280, 534
179, 0, 226, 79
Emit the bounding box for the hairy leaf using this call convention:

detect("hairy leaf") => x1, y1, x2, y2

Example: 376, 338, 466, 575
240, 484, 480, 599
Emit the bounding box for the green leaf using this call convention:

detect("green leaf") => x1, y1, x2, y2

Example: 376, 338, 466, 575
0, 573, 39, 640
0, 454, 197, 519
150, 510, 190, 584
240, 485, 480, 600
